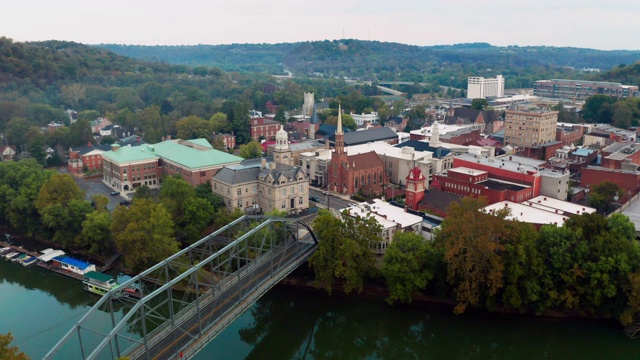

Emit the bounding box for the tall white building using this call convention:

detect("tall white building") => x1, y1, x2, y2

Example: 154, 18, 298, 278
467, 75, 504, 99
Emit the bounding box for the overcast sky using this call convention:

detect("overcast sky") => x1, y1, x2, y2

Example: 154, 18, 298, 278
2, 0, 639, 50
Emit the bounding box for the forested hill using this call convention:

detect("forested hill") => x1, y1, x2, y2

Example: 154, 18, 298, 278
100, 40, 640, 87
0, 37, 224, 89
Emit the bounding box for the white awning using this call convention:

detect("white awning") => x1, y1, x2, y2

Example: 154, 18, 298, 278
38, 250, 66, 262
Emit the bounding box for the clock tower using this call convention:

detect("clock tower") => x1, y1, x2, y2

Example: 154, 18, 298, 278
405, 167, 426, 210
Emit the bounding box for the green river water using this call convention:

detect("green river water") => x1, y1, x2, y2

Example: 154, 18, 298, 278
1, 255, 639, 359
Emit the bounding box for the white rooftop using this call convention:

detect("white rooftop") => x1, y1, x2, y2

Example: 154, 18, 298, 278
38, 249, 66, 262
456, 153, 546, 174
523, 196, 596, 216
340, 204, 397, 229
346, 141, 433, 161
410, 123, 475, 139
448, 167, 488, 177
370, 199, 423, 228
484, 201, 570, 226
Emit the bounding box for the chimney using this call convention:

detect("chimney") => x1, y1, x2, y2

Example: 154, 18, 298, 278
136, 136, 141, 142
261, 158, 266, 169
111, 144, 121, 151
270, 161, 277, 169
167, 135, 172, 140
87, 142, 92, 147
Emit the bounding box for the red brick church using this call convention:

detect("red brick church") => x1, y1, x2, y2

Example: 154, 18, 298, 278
328, 104, 387, 196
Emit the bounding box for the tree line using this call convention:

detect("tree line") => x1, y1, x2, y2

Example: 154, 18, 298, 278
308, 197, 640, 327
0, 160, 242, 273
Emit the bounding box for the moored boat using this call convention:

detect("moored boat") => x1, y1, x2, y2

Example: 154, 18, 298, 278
21, 256, 37, 266
0, 247, 12, 256
82, 271, 120, 296
11, 253, 27, 263
4, 252, 20, 260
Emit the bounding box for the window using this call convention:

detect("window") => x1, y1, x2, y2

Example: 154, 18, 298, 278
268, 189, 272, 195
237, 188, 241, 195
299, 184, 303, 192
290, 187, 294, 195
214, 183, 217, 189
281, 189, 286, 196
281, 201, 286, 209
299, 197, 303, 204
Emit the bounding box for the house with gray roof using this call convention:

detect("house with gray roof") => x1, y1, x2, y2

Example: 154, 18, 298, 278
212, 134, 309, 215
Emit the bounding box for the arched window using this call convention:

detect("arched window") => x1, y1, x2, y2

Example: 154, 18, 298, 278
355, 177, 358, 189
367, 174, 371, 185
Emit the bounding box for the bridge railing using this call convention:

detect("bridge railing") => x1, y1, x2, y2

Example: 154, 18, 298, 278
44, 216, 317, 360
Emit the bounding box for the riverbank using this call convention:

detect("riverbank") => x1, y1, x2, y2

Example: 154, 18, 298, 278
277, 269, 620, 325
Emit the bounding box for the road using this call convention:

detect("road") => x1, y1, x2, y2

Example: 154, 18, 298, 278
309, 188, 350, 211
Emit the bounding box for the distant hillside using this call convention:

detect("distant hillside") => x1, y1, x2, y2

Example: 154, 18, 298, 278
100, 40, 640, 87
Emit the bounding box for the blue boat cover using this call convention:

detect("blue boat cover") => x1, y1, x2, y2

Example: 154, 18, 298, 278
53, 256, 93, 270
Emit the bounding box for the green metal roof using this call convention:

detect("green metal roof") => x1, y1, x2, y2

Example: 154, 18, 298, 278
138, 140, 243, 169
183, 138, 213, 149
103, 145, 159, 163
84, 271, 114, 282
103, 139, 243, 169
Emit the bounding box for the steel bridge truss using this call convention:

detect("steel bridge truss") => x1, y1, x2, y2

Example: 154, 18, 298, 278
45, 215, 317, 360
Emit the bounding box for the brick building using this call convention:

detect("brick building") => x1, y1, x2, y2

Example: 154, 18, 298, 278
601, 143, 640, 169
250, 117, 281, 141
327, 105, 388, 196
432, 167, 534, 205
102, 138, 243, 193
556, 125, 584, 146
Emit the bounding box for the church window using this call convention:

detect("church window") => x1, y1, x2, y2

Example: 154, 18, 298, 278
368, 174, 371, 185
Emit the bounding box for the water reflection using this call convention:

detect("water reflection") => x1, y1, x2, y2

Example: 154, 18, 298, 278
235, 287, 637, 360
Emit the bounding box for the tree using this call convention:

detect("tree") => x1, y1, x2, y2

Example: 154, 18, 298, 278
195, 181, 224, 211
588, 181, 624, 214
436, 197, 506, 314
612, 100, 634, 129
382, 232, 440, 304
209, 112, 230, 133
81, 211, 114, 255
471, 98, 488, 110
25, 126, 47, 165
274, 107, 286, 124
111, 198, 179, 273
176, 115, 210, 140
68, 119, 92, 147
35, 173, 89, 245
5, 117, 31, 147
308, 209, 379, 294
159, 175, 195, 221
582, 95, 617, 123
181, 197, 215, 244
0, 332, 29, 360
133, 184, 153, 200
238, 141, 263, 159
60, 83, 86, 109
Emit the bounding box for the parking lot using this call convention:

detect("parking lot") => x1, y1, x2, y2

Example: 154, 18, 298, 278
76, 176, 129, 211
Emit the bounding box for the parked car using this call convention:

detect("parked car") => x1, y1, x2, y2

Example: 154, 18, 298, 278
119, 200, 131, 206
322, 191, 329, 195
110, 191, 120, 196
309, 196, 321, 203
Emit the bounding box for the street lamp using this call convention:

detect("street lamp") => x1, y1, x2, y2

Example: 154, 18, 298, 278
585, 185, 590, 204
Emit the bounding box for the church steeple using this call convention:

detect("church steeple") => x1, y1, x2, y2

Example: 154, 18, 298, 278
335, 103, 345, 154
336, 103, 343, 135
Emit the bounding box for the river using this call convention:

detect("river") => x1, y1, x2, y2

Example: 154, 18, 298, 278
1, 253, 638, 359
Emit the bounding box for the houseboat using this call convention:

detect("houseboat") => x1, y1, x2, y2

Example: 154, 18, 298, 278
51, 256, 97, 275
83, 271, 119, 295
